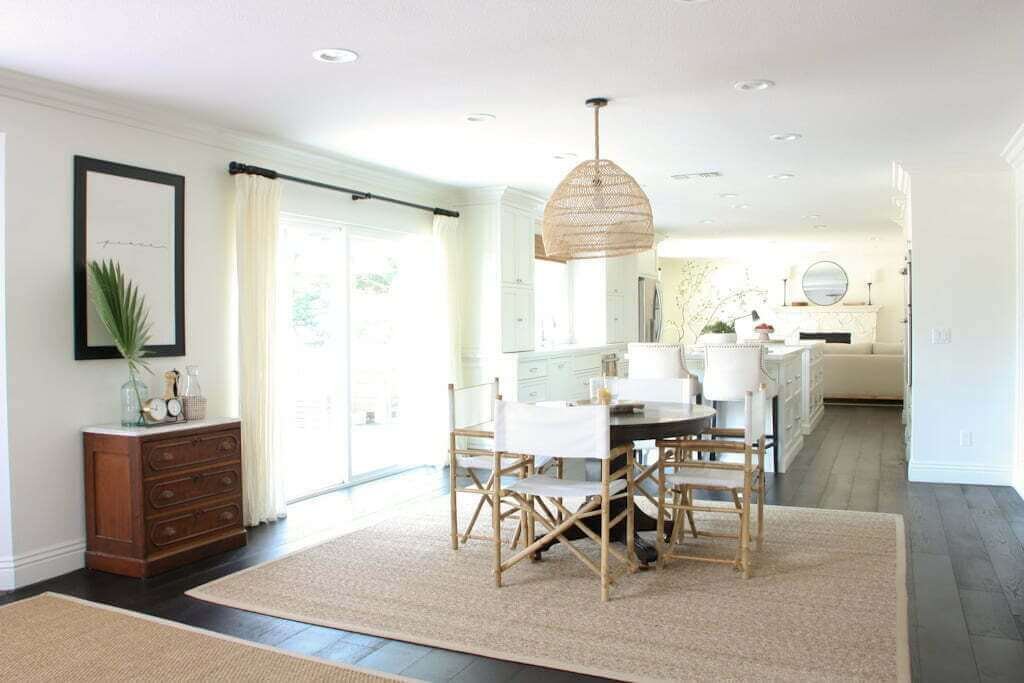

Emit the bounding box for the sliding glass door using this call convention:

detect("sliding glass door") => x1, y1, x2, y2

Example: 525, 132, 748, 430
281, 216, 420, 502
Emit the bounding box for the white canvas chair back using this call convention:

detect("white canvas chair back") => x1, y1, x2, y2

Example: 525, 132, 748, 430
448, 379, 499, 431
591, 377, 694, 404
744, 385, 769, 446
703, 344, 773, 402
627, 343, 692, 379
494, 401, 610, 461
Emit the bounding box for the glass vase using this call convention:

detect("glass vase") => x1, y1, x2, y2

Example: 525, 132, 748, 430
121, 370, 149, 427
181, 365, 202, 397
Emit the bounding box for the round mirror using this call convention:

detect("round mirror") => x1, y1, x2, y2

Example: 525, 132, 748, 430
802, 261, 849, 306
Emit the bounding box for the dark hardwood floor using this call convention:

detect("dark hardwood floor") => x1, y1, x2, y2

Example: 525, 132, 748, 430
3, 405, 1024, 681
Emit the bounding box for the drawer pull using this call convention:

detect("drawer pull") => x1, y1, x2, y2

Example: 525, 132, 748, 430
161, 490, 175, 500
220, 511, 235, 522
162, 452, 174, 462
192, 437, 202, 447
529, 367, 539, 373
217, 439, 237, 452
163, 526, 177, 537
220, 476, 234, 487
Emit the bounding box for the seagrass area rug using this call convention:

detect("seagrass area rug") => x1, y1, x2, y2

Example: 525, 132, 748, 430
188, 498, 910, 682
0, 592, 401, 681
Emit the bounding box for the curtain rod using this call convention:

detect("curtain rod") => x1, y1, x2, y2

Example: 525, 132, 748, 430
227, 162, 459, 218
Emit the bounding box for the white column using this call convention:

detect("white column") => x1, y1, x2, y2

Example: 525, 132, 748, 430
0, 134, 12, 590
1004, 123, 1024, 499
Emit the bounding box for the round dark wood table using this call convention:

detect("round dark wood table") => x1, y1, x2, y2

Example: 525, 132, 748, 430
538, 401, 716, 564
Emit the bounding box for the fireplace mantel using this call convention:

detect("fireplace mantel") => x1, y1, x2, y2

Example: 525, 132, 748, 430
766, 305, 882, 343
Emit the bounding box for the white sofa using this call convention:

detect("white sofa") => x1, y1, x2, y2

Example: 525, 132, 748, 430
822, 341, 905, 401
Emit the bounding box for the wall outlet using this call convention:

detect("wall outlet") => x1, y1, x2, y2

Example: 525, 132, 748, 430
931, 327, 952, 344
959, 430, 973, 447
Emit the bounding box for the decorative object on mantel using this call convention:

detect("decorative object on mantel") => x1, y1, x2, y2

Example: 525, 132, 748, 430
698, 320, 737, 345
180, 365, 208, 420
791, 301, 809, 307
802, 261, 849, 306
74, 156, 185, 360
754, 322, 775, 342
87, 259, 153, 427
542, 98, 654, 259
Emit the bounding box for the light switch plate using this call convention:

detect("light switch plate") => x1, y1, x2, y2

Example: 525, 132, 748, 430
931, 327, 951, 344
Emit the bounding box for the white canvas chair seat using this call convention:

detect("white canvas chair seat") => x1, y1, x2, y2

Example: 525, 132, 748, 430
461, 454, 553, 471
508, 474, 627, 499
666, 468, 746, 489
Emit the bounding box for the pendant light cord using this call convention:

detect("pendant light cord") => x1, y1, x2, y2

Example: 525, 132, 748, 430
594, 105, 600, 161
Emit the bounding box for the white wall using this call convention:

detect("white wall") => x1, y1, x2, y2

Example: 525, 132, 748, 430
0, 77, 450, 589
1006, 124, 1024, 500
659, 244, 906, 345
908, 168, 1016, 486
0, 132, 14, 587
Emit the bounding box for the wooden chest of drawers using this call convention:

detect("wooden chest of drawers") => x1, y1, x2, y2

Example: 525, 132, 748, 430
83, 419, 246, 577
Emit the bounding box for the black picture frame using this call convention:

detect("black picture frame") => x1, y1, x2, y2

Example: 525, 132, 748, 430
74, 155, 186, 360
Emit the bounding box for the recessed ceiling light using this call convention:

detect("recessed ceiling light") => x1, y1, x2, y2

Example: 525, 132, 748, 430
671, 171, 722, 180
553, 152, 577, 160
869, 236, 881, 241
732, 203, 752, 209
814, 224, 828, 230
769, 132, 802, 141
803, 213, 821, 220
733, 79, 775, 92
312, 48, 359, 64
769, 172, 796, 180
674, 0, 711, 4
701, 219, 716, 224
465, 113, 496, 123
719, 193, 738, 199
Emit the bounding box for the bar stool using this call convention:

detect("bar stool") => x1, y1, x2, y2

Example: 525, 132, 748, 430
702, 344, 780, 472
626, 342, 701, 399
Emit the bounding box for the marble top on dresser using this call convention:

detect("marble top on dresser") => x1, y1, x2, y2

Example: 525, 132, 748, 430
82, 417, 240, 437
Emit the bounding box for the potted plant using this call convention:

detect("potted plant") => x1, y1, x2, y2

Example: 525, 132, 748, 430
698, 320, 737, 345
88, 260, 153, 426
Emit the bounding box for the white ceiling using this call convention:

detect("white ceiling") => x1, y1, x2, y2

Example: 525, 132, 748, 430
3, 0, 1024, 243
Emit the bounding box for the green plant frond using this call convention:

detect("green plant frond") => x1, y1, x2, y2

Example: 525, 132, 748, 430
88, 259, 154, 373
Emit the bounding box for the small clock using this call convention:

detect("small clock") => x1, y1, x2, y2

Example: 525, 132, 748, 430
167, 397, 183, 419
142, 398, 168, 424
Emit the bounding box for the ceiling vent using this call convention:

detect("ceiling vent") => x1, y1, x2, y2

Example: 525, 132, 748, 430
670, 171, 723, 181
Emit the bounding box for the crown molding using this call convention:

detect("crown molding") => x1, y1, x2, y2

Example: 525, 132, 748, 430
451, 185, 547, 213
1003, 121, 1024, 171
0, 67, 457, 204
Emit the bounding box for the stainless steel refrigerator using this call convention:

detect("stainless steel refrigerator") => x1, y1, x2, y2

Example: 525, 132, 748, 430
638, 276, 662, 342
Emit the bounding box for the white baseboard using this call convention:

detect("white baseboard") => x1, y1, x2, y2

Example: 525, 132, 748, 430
908, 461, 1013, 486
0, 538, 85, 590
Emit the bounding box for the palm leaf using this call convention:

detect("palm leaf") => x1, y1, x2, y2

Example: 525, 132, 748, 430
87, 259, 153, 375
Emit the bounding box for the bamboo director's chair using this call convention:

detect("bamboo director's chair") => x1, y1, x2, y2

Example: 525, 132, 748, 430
447, 380, 561, 549
655, 385, 768, 579
491, 400, 637, 602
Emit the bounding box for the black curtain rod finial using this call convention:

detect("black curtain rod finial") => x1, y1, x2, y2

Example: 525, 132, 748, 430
228, 162, 278, 179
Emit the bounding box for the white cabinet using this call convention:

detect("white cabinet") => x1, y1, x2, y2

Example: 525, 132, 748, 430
606, 295, 625, 343
636, 248, 658, 278
499, 208, 534, 287
500, 345, 625, 402
501, 285, 534, 353
801, 342, 825, 434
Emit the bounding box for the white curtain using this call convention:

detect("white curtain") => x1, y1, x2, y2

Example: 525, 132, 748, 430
234, 174, 287, 525
396, 214, 462, 466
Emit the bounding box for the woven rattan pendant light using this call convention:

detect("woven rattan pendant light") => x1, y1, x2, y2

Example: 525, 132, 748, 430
542, 98, 654, 260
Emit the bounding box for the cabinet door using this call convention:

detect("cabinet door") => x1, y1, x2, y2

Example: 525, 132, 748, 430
501, 287, 518, 352
514, 289, 534, 351
500, 208, 518, 285
606, 294, 625, 343
605, 257, 623, 295
547, 355, 574, 399
515, 213, 535, 287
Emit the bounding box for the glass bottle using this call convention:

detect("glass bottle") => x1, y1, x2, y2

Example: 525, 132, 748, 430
181, 365, 202, 397
120, 369, 149, 427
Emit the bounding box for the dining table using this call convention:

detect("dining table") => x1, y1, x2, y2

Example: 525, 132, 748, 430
534, 400, 717, 564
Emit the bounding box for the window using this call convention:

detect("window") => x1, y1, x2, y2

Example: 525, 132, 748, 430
534, 259, 572, 346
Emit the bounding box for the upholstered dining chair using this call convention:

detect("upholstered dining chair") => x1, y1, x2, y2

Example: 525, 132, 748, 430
492, 401, 636, 602
701, 343, 779, 471
655, 385, 768, 579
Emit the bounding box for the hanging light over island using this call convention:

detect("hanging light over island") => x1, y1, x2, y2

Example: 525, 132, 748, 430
542, 98, 654, 260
